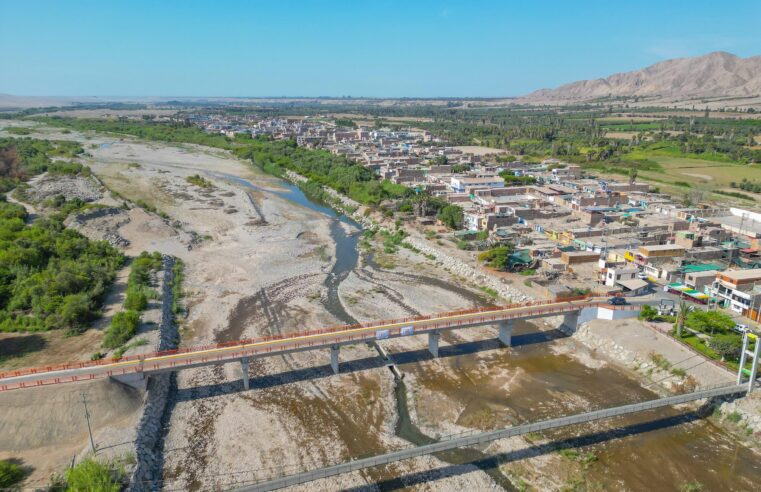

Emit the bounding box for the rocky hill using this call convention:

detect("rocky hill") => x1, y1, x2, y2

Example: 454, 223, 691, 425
522, 51, 761, 103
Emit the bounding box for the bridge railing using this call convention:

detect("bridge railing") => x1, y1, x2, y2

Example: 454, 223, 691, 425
0, 294, 610, 383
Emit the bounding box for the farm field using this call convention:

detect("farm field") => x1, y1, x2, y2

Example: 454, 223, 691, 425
596, 152, 761, 203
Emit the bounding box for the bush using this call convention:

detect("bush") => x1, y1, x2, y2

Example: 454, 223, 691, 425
0, 460, 25, 488
171, 259, 185, 315
123, 285, 148, 311
103, 310, 140, 349
477, 245, 514, 270
639, 305, 658, 321
64, 458, 123, 492
186, 174, 214, 189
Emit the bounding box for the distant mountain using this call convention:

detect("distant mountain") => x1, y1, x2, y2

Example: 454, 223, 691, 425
522, 52, 761, 103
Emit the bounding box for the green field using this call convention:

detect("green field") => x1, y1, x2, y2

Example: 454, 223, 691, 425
595, 152, 761, 203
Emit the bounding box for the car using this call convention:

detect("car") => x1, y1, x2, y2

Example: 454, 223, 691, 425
608, 297, 628, 305
733, 323, 750, 334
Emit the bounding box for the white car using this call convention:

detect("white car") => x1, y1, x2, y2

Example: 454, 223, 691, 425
733, 323, 749, 334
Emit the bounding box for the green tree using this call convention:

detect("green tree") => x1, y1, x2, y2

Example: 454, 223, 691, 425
708, 334, 743, 361
438, 204, 464, 230
477, 245, 515, 270
684, 310, 734, 335
676, 299, 688, 337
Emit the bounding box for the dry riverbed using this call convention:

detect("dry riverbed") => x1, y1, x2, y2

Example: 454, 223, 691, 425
1, 121, 760, 491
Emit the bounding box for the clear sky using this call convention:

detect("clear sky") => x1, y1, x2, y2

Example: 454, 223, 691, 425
1, 0, 760, 98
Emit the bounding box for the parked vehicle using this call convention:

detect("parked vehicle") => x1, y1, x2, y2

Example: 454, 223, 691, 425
733, 323, 750, 334
608, 297, 628, 306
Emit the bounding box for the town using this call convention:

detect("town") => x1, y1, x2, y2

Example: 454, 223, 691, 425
194, 113, 761, 323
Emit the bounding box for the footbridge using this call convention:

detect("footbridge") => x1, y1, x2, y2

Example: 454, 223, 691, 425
1, 296, 642, 391
234, 382, 750, 492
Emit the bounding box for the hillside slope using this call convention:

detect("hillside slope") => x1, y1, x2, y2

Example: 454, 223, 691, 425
523, 51, 761, 103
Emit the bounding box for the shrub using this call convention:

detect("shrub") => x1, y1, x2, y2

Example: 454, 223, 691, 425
726, 411, 743, 423
186, 174, 214, 189
123, 286, 148, 311
64, 458, 123, 492
0, 460, 25, 488
103, 310, 140, 349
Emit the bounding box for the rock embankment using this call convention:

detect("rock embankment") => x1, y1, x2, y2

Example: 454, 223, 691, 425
401, 237, 533, 302
127, 255, 178, 492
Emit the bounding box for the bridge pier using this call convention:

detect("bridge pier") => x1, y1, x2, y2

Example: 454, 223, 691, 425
428, 331, 440, 358
331, 345, 340, 374
561, 310, 580, 333
498, 320, 514, 347
241, 357, 250, 390
748, 336, 760, 394
737, 335, 750, 384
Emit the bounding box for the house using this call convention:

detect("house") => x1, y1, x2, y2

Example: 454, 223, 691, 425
617, 278, 649, 296
604, 266, 638, 287
711, 269, 761, 315
684, 270, 718, 292
561, 251, 600, 265
450, 176, 504, 193
637, 244, 686, 265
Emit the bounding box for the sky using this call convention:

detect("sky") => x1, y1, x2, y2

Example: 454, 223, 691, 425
1, 0, 760, 98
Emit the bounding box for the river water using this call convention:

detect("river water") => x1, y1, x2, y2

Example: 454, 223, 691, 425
225, 173, 761, 491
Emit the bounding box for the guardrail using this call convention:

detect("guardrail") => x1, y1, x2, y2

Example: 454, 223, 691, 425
0, 295, 630, 391
235, 382, 747, 492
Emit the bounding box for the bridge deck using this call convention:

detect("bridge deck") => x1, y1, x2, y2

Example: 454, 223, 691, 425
236, 383, 747, 492
0, 296, 628, 391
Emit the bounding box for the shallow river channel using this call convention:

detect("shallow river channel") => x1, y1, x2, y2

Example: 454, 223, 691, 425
223, 173, 761, 491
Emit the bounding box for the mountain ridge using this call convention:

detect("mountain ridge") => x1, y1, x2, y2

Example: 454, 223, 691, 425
522, 51, 761, 103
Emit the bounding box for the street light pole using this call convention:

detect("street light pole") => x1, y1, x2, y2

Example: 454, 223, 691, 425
81, 392, 96, 455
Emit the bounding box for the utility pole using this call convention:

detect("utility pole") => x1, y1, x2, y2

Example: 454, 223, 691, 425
81, 392, 96, 455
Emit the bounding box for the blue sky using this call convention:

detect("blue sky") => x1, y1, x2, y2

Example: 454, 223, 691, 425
1, 0, 760, 97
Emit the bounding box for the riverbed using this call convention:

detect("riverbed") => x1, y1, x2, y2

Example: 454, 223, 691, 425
192, 171, 761, 491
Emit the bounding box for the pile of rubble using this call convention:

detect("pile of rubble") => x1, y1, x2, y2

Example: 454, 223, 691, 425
26, 175, 103, 203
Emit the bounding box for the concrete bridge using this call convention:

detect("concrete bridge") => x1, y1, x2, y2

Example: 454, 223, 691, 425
0, 296, 638, 392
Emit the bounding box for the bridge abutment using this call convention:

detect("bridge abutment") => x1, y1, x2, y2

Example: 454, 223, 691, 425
498, 320, 514, 347
112, 372, 148, 391
331, 345, 340, 374
428, 331, 440, 357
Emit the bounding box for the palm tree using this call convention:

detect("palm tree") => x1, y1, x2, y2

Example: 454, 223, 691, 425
676, 299, 688, 337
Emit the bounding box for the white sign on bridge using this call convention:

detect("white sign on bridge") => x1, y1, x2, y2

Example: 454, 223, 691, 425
400, 326, 414, 336
376, 329, 390, 340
